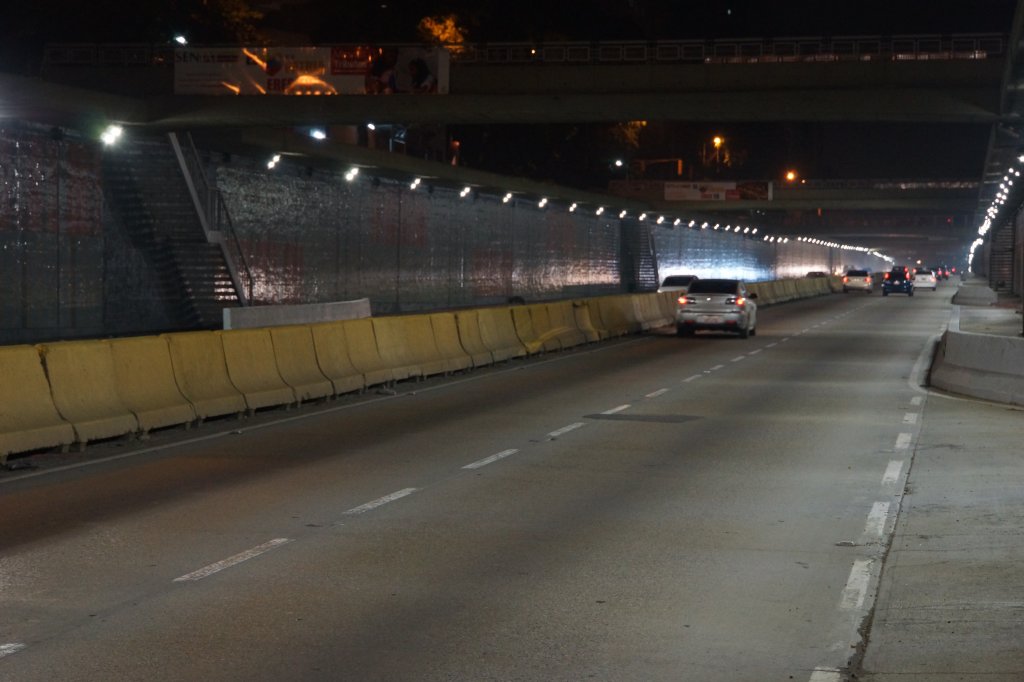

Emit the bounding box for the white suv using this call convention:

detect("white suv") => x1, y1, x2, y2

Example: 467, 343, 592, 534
913, 268, 938, 291
842, 269, 874, 294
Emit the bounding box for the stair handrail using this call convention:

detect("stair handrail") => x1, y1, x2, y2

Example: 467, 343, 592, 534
167, 131, 253, 306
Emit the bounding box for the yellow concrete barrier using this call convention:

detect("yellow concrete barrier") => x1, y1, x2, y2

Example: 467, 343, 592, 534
632, 293, 672, 330
220, 329, 297, 411
547, 301, 588, 349
430, 312, 473, 373
572, 300, 602, 343
454, 310, 494, 367
309, 322, 368, 395
269, 325, 334, 402
512, 305, 547, 354
478, 306, 527, 362
108, 336, 196, 434
0, 345, 74, 461
164, 331, 247, 421
372, 316, 431, 380
340, 318, 395, 388
39, 340, 139, 444
597, 295, 640, 337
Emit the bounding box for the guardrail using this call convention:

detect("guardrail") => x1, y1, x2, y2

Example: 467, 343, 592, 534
42, 33, 1005, 69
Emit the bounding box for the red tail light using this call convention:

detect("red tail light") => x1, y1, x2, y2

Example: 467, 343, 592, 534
678, 295, 693, 305
864, 277, 871, 283
843, 276, 849, 283
884, 273, 891, 280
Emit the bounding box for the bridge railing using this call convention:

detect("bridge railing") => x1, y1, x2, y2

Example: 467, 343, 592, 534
42, 33, 1005, 68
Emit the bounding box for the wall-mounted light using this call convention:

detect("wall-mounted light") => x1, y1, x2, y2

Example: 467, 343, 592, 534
344, 167, 359, 181
503, 192, 513, 203
569, 202, 578, 212
410, 177, 421, 190
310, 128, 327, 141
100, 124, 124, 146
538, 197, 548, 208
619, 210, 627, 219
595, 206, 605, 216
638, 213, 647, 221
460, 186, 472, 198
267, 153, 282, 170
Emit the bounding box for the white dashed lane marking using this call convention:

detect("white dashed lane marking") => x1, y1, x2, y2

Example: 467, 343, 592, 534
547, 423, 584, 439
463, 449, 518, 470
174, 538, 293, 583
710, 364, 725, 371
840, 559, 873, 610
748, 349, 763, 355
895, 433, 913, 451
809, 669, 841, 682
602, 404, 632, 414
343, 488, 418, 515
861, 502, 891, 543
731, 355, 746, 363
882, 460, 904, 487
645, 389, 669, 398
911, 396, 923, 406
902, 412, 918, 425
683, 374, 702, 383
0, 644, 26, 660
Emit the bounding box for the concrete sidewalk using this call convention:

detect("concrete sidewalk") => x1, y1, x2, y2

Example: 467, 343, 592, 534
854, 278, 1024, 680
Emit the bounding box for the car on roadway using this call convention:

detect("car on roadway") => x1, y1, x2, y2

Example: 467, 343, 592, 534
805, 271, 829, 278
881, 267, 914, 296
842, 269, 874, 294
913, 267, 938, 291
658, 274, 698, 294
675, 278, 758, 338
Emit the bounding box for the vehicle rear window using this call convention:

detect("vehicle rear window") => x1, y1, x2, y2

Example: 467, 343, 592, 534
687, 279, 739, 294
846, 270, 869, 276
662, 275, 695, 286
915, 268, 933, 275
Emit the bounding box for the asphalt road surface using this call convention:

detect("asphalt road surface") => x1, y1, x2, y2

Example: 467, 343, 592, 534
0, 284, 957, 681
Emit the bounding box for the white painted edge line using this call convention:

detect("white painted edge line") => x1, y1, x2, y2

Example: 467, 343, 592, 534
861, 501, 891, 542
902, 412, 918, 425
463, 449, 518, 470
683, 374, 703, 383
910, 396, 923, 406
710, 364, 726, 371
645, 388, 670, 398
0, 643, 26, 659
766, 342, 779, 348
882, 460, 904, 487
748, 349, 763, 355
547, 422, 584, 439
840, 559, 873, 610
895, 432, 913, 451
809, 668, 841, 682
602, 404, 632, 414
731, 355, 746, 363
344, 488, 418, 515
174, 538, 292, 583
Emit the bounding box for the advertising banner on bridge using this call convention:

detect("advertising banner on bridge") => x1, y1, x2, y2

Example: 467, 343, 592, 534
174, 46, 449, 95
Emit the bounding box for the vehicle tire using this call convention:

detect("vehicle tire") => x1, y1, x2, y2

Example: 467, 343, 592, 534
739, 326, 750, 339
843, 288, 849, 293
750, 326, 757, 337
676, 325, 691, 337
909, 290, 914, 297
866, 290, 872, 294
882, 290, 888, 296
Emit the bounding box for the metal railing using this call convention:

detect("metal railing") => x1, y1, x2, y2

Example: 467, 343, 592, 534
168, 131, 254, 305
42, 33, 1005, 68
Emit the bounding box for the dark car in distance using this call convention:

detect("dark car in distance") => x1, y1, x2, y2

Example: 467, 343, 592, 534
882, 267, 914, 296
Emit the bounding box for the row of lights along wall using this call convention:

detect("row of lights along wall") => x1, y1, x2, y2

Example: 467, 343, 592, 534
970, 154, 1024, 271
97, 123, 889, 259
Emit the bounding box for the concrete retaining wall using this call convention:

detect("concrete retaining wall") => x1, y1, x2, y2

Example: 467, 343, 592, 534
930, 309, 1024, 406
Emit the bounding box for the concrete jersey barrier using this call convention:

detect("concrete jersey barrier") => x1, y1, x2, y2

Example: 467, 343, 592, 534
39, 340, 140, 444
0, 345, 75, 461
308, 322, 367, 395
340, 318, 395, 388
546, 301, 588, 349
268, 326, 335, 402
572, 300, 602, 343
108, 336, 196, 433
478, 307, 527, 362
453, 310, 495, 367
430, 313, 474, 373
220, 329, 297, 411
164, 331, 247, 421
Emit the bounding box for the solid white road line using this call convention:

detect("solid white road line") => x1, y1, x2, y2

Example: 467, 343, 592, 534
602, 404, 632, 414
174, 538, 292, 583
0, 644, 26, 659
547, 423, 584, 439
861, 502, 891, 542
683, 374, 703, 383
463, 449, 518, 470
902, 412, 918, 425
895, 433, 913, 450
840, 559, 873, 610
344, 488, 419, 515
882, 460, 904, 487
809, 668, 841, 682
645, 389, 670, 398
